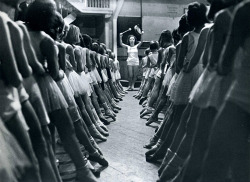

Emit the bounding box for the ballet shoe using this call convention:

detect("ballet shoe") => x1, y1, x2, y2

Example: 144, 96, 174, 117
112, 108, 119, 113
105, 109, 116, 121
146, 150, 165, 163
89, 151, 109, 167
145, 154, 160, 163
114, 98, 120, 102
96, 120, 108, 132
140, 108, 153, 118
99, 116, 110, 125
117, 97, 123, 101
145, 141, 161, 156
158, 149, 175, 176
146, 116, 158, 126
76, 164, 98, 182
88, 124, 107, 141
140, 108, 147, 115
143, 136, 158, 149
95, 123, 109, 137
139, 97, 147, 105
142, 100, 148, 107
111, 102, 121, 110
114, 105, 121, 110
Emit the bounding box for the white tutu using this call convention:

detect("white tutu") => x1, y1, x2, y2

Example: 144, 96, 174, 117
56, 74, 82, 122
115, 70, 121, 80
111, 71, 116, 82
189, 68, 213, 108
162, 67, 175, 87
35, 73, 68, 113
145, 68, 151, 79
206, 73, 233, 110
149, 67, 158, 78
173, 64, 203, 105
80, 71, 93, 96
89, 70, 98, 84
93, 68, 102, 83
167, 73, 178, 100
66, 69, 87, 96
101, 69, 108, 83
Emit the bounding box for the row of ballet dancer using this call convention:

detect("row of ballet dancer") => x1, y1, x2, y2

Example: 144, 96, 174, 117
0, 0, 127, 182
134, 0, 250, 182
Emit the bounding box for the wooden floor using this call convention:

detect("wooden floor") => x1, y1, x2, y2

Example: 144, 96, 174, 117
97, 91, 160, 182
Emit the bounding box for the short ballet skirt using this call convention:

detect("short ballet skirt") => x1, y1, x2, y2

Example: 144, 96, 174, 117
162, 66, 175, 87
0, 79, 21, 122
189, 67, 213, 108
0, 119, 31, 182
155, 69, 163, 78
89, 70, 98, 84
145, 68, 151, 79
206, 73, 233, 110
111, 71, 116, 82
168, 73, 178, 101
115, 70, 121, 80
80, 71, 93, 96
149, 67, 158, 78
66, 69, 87, 96
56, 74, 82, 122
173, 64, 203, 105
101, 69, 108, 83
93, 68, 102, 83
23, 76, 50, 125
17, 84, 29, 103
35, 73, 68, 113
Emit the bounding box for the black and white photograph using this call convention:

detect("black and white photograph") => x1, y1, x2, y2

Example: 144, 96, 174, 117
0, 0, 249, 181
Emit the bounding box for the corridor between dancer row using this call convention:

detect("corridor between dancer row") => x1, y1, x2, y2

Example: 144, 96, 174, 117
98, 91, 159, 182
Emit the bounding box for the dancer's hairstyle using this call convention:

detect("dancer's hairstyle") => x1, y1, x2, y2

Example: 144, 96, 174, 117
149, 41, 159, 51
127, 35, 137, 45
81, 34, 92, 49
106, 49, 112, 58
187, 2, 208, 28
26, 0, 56, 32
92, 42, 100, 53
64, 25, 81, 44
158, 30, 173, 48
45, 11, 64, 40
98, 46, 105, 55
178, 14, 193, 36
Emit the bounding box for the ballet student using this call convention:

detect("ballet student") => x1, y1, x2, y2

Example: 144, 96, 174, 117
120, 33, 143, 90
25, 1, 98, 181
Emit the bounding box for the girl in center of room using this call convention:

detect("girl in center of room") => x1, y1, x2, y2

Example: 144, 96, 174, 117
120, 32, 143, 91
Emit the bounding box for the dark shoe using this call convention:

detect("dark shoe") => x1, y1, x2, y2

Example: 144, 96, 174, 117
89, 151, 109, 167
100, 117, 110, 125
143, 136, 158, 149
140, 108, 153, 118
139, 97, 147, 105
145, 144, 159, 156
146, 116, 158, 126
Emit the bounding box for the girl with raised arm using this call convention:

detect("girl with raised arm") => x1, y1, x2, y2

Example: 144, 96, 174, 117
120, 33, 143, 90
